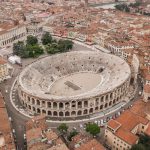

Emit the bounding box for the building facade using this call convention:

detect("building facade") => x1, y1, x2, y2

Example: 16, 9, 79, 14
0, 23, 26, 48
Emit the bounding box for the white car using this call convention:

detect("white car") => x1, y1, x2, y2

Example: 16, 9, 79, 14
139, 91, 142, 96
9, 117, 12, 122
100, 119, 104, 125
80, 124, 83, 128
12, 129, 15, 133
24, 134, 26, 139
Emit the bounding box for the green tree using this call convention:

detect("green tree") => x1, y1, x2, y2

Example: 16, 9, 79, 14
58, 39, 73, 52
57, 123, 68, 133
86, 123, 100, 136
41, 32, 52, 45
13, 41, 25, 56
131, 144, 145, 150
46, 43, 59, 54
131, 134, 150, 150
26, 44, 44, 57
67, 130, 78, 141
26, 35, 38, 45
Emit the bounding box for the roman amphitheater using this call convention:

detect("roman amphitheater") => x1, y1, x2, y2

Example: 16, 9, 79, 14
17, 51, 131, 120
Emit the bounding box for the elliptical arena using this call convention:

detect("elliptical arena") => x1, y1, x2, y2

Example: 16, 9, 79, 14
17, 51, 131, 120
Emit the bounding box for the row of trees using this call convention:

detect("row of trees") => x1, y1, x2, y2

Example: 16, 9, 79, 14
13, 32, 74, 58
42, 32, 74, 54
115, 3, 130, 12
13, 35, 43, 58
57, 123, 100, 141
115, 2, 150, 16
115, 2, 142, 12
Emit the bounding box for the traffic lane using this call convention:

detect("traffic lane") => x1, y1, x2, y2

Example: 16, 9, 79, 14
0, 74, 29, 150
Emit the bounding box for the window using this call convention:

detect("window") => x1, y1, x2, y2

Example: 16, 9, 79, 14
142, 126, 144, 129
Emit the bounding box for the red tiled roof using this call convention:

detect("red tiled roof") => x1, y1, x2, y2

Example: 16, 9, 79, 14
115, 128, 138, 145
107, 104, 149, 146
107, 119, 121, 130
76, 139, 105, 150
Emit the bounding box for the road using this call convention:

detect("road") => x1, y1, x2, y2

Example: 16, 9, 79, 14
0, 66, 29, 150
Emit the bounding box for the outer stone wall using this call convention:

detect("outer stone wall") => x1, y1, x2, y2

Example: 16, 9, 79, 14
17, 51, 131, 120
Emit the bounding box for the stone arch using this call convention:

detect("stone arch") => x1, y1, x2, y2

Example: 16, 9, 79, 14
48, 111, 52, 116
105, 103, 108, 108
113, 99, 116, 104
65, 111, 70, 116
106, 95, 109, 101
84, 101, 88, 107
42, 110, 46, 114
42, 101, 45, 107
71, 101, 76, 108
59, 102, 63, 109
33, 107, 36, 112
71, 111, 76, 116
89, 108, 93, 113
95, 106, 98, 111
53, 111, 57, 116
32, 98, 35, 105
100, 105, 103, 110
27, 96, 30, 102
47, 102, 51, 108
37, 99, 40, 105
65, 102, 70, 108
53, 102, 57, 108
59, 111, 63, 116
78, 101, 82, 108
117, 97, 119, 101
110, 93, 113, 99
28, 105, 31, 110
77, 110, 82, 116
101, 96, 104, 102
83, 109, 88, 115
109, 101, 112, 106
37, 108, 41, 114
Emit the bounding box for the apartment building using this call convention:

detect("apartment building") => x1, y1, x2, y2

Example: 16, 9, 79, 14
105, 100, 150, 150
0, 22, 26, 48
0, 93, 16, 150
70, 134, 105, 150
26, 115, 69, 150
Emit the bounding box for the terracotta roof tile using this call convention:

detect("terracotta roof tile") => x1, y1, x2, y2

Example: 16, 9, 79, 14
115, 128, 138, 145
76, 139, 105, 150
107, 120, 121, 130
